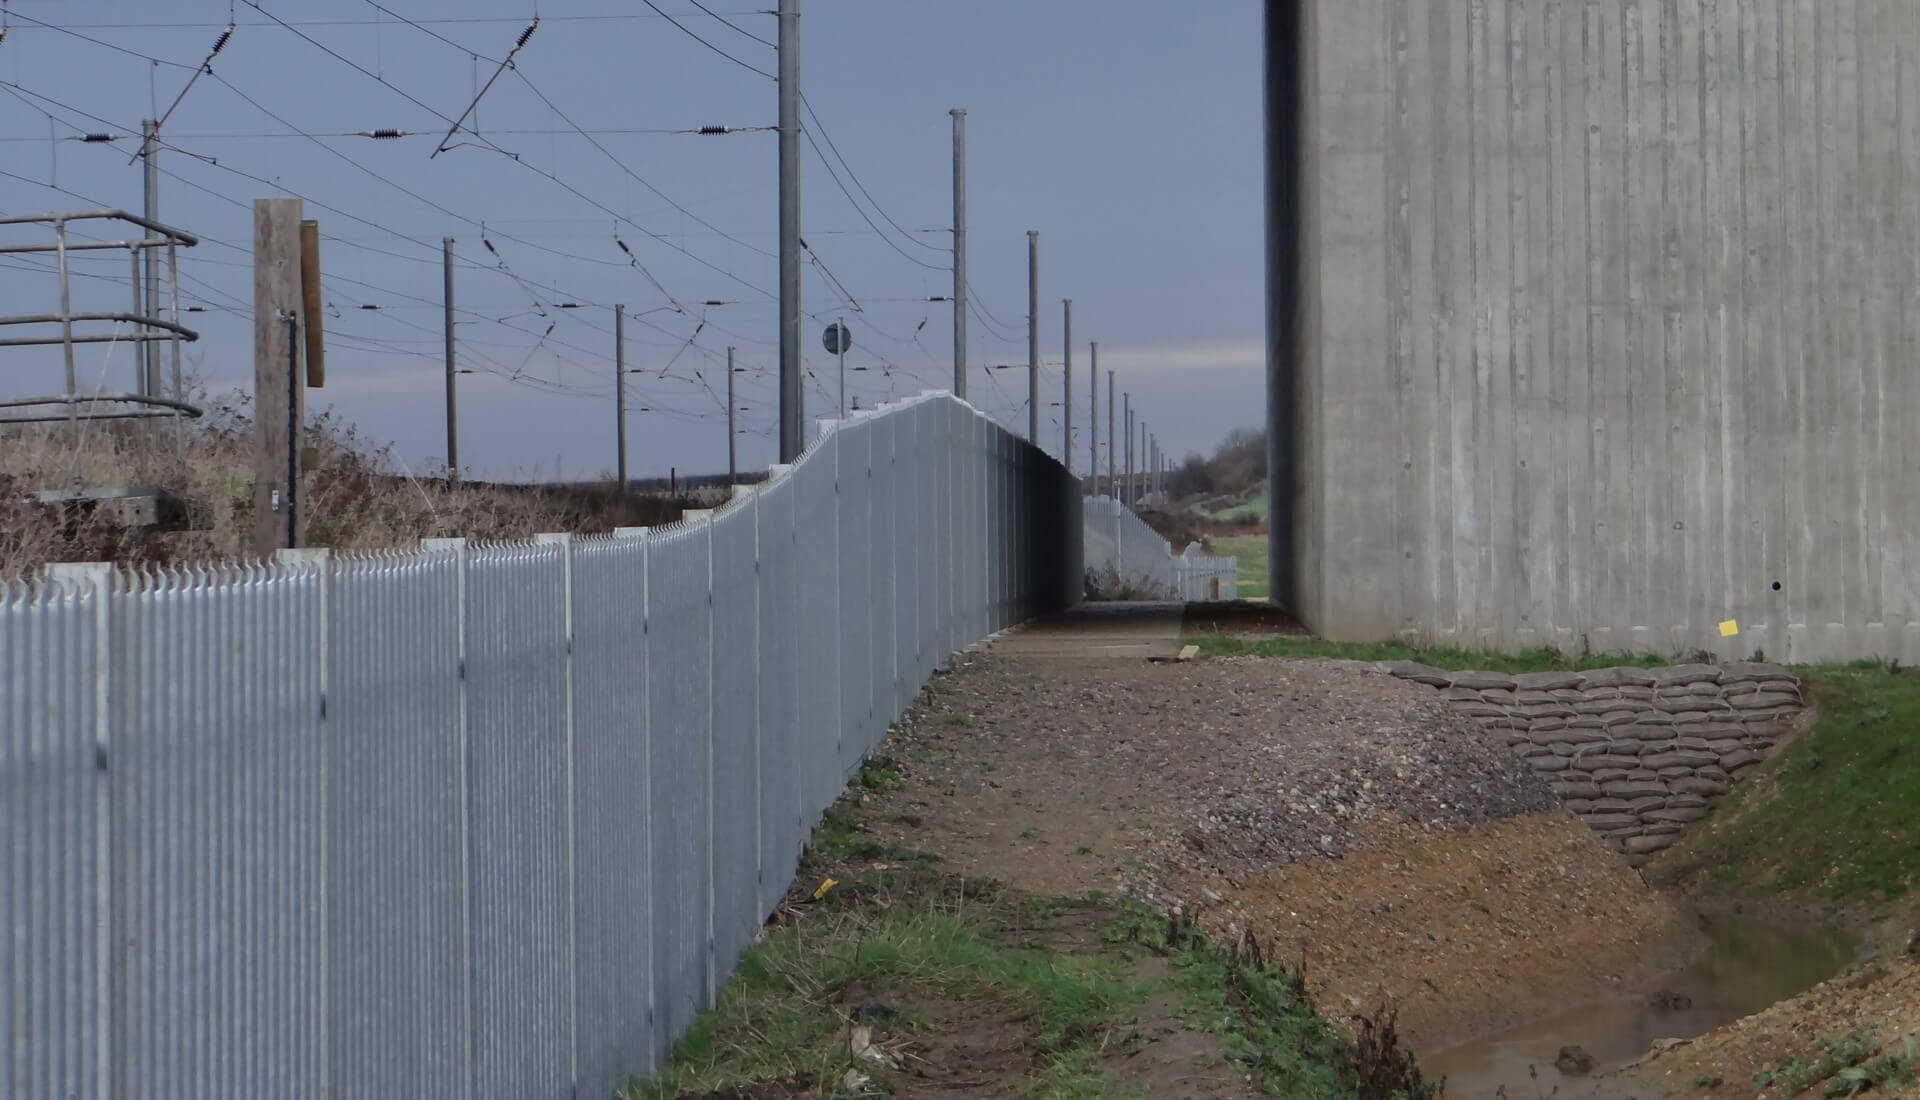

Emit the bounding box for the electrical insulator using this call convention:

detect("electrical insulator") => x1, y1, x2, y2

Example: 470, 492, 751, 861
698, 125, 730, 136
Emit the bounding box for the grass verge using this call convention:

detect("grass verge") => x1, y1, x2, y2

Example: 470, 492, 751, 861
629, 764, 1439, 1100
1187, 634, 1676, 673
1208, 535, 1269, 601
1651, 662, 1920, 903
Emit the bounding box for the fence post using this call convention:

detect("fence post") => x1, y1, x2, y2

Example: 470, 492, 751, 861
532, 533, 580, 1091
420, 537, 474, 1100
273, 547, 332, 1095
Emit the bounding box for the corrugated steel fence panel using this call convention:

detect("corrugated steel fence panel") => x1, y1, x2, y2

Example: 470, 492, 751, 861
709, 504, 761, 984
1, 574, 104, 1100
0, 393, 1081, 1100
466, 543, 572, 1098
325, 550, 466, 1098
645, 521, 714, 1048
569, 533, 654, 1094
754, 475, 803, 918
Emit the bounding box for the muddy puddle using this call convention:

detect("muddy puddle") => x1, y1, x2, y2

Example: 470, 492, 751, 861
1425, 916, 1857, 1099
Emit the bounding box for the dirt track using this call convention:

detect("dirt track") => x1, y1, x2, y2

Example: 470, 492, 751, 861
865, 611, 1701, 1052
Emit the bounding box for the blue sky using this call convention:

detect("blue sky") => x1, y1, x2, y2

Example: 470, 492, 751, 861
0, 1, 1263, 480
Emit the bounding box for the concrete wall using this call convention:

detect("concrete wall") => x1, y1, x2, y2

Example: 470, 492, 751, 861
1284, 0, 1920, 663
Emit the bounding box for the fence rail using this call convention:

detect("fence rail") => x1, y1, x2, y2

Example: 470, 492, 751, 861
1081, 495, 1237, 601
0, 392, 1081, 1100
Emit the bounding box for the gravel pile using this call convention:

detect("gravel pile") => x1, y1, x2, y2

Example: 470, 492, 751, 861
1134, 658, 1559, 877
884, 651, 1557, 889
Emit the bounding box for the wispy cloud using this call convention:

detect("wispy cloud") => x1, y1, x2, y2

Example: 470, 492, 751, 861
1075, 339, 1264, 375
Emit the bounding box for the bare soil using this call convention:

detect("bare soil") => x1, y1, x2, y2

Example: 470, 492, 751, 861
1640, 956, 1920, 1098
871, 647, 1698, 1055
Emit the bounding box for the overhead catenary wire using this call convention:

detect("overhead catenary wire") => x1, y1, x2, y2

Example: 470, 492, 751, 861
635, 0, 774, 81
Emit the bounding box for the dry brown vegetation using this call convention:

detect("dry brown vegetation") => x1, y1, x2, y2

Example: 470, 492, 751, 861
0, 390, 716, 580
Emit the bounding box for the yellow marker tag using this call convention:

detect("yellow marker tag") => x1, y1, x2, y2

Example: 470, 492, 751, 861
1719, 619, 1740, 638
1176, 644, 1200, 662
811, 878, 838, 901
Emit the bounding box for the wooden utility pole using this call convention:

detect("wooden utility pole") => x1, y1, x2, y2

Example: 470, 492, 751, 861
254, 198, 305, 558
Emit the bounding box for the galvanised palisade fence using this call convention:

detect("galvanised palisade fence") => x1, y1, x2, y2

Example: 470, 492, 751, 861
1082, 495, 1237, 601
0, 392, 1081, 1100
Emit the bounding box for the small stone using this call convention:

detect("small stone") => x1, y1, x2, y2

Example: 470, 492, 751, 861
1556, 1046, 1596, 1076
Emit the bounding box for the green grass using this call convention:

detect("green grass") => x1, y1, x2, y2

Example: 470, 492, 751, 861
1209, 534, 1269, 601
1188, 634, 1677, 673
1753, 1033, 1916, 1097
1212, 495, 1270, 524
1652, 662, 1920, 902
1102, 905, 1435, 1100
632, 778, 1433, 1099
